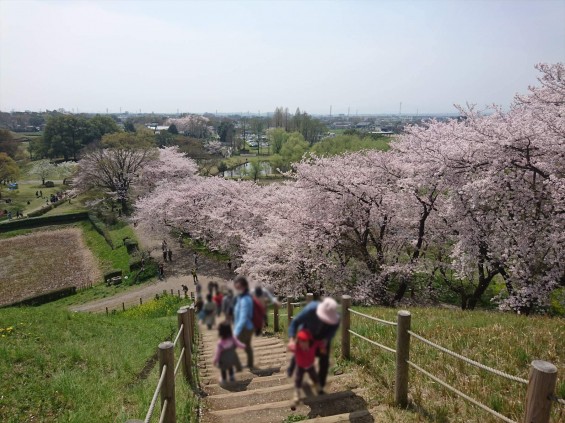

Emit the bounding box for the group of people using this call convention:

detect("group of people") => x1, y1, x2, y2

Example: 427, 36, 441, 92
207, 276, 341, 405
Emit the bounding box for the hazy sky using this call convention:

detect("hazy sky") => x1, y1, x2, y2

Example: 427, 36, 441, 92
1, 0, 564, 115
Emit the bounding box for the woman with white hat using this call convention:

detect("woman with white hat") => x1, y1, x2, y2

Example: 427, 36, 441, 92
287, 297, 341, 394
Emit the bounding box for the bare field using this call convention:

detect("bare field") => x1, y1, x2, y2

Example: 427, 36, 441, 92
0, 228, 101, 306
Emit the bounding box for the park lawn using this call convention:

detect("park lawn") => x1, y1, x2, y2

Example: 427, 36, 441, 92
0, 181, 65, 219
0, 295, 198, 423
274, 305, 565, 423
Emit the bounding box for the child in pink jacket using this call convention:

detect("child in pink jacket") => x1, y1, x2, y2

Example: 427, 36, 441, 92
213, 321, 246, 384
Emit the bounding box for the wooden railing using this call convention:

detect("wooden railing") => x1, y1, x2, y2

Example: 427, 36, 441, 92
273, 293, 562, 422
126, 305, 197, 423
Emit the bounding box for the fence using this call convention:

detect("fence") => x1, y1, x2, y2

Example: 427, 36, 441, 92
127, 304, 197, 423
104, 289, 193, 316
337, 294, 562, 423
273, 293, 562, 421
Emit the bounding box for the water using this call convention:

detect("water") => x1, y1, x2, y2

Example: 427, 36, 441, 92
225, 161, 273, 178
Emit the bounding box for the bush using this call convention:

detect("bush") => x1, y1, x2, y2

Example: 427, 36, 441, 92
124, 238, 138, 254
44, 181, 55, 188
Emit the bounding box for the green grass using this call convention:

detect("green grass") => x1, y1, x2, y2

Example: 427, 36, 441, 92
79, 221, 131, 273
272, 304, 565, 422
0, 295, 198, 422
0, 181, 65, 219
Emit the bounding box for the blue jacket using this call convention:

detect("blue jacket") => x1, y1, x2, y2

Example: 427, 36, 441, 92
288, 301, 340, 343
233, 293, 254, 336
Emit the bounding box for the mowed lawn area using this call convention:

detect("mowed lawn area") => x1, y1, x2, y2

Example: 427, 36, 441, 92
0, 228, 100, 306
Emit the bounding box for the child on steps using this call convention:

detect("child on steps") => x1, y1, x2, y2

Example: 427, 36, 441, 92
288, 328, 323, 409
213, 321, 245, 385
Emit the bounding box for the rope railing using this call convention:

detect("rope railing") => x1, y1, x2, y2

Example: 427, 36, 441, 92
144, 365, 167, 423
173, 324, 183, 347
158, 399, 168, 423
407, 330, 528, 385
349, 329, 396, 354
349, 308, 397, 326
174, 348, 185, 377
407, 360, 517, 423
337, 294, 559, 422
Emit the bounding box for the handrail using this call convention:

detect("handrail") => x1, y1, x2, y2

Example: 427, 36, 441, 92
173, 324, 183, 347
349, 329, 396, 354
407, 330, 528, 385
174, 348, 185, 377
349, 308, 397, 326
144, 364, 168, 423
158, 399, 168, 423
407, 360, 517, 423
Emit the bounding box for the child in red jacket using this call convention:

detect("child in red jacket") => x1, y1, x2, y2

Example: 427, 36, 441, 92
288, 328, 323, 408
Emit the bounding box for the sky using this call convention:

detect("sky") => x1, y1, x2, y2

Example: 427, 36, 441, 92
1, 0, 564, 115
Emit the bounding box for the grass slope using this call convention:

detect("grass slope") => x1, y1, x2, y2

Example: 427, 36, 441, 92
0, 295, 197, 423
274, 305, 565, 423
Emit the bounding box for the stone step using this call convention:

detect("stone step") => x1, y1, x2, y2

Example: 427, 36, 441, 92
205, 376, 347, 411
204, 389, 366, 423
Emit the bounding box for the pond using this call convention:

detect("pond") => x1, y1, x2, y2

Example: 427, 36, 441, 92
225, 161, 274, 178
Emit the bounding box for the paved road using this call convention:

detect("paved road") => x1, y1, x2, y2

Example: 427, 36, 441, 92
71, 226, 233, 313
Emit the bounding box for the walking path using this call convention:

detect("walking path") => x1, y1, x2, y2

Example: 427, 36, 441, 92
72, 226, 232, 313
198, 322, 383, 422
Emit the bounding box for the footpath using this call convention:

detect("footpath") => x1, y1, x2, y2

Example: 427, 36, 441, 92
197, 321, 383, 422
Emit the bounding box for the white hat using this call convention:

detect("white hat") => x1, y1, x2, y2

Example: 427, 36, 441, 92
316, 298, 340, 325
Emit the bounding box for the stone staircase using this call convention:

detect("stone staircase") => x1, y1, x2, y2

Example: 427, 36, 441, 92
198, 324, 380, 423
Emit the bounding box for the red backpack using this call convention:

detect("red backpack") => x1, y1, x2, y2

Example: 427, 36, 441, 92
251, 296, 266, 335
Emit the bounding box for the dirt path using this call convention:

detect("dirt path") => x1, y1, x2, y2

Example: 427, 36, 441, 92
71, 227, 233, 313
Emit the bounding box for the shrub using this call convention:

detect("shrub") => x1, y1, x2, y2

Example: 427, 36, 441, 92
44, 181, 55, 187
87, 214, 114, 249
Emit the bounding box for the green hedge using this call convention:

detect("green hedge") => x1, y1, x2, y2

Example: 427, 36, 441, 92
0, 212, 89, 233
88, 214, 115, 249
2, 286, 77, 308
27, 197, 69, 218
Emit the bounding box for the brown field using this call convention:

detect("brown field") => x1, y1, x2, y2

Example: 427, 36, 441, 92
0, 228, 101, 306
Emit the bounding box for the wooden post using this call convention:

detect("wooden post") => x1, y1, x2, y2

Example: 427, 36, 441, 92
140, 297, 142, 305
395, 310, 411, 408
524, 360, 557, 423
177, 290, 180, 298
188, 306, 195, 345
122, 302, 125, 311
341, 295, 351, 360
306, 293, 314, 303
106, 307, 108, 316
273, 302, 279, 332
158, 341, 176, 423
287, 297, 293, 326
177, 309, 192, 384
163, 289, 166, 296
170, 289, 173, 295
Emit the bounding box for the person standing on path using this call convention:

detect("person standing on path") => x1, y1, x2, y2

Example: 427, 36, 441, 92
158, 263, 165, 280
193, 252, 198, 268
195, 281, 202, 297
167, 248, 172, 262
213, 291, 224, 317
253, 285, 279, 329
192, 268, 198, 283
203, 293, 217, 330
222, 289, 235, 322
162, 239, 167, 251
287, 297, 340, 394
233, 276, 254, 369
